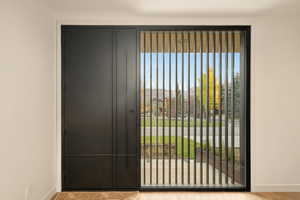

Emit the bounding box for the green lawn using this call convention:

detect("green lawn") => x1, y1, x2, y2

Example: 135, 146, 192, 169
141, 118, 221, 127
141, 136, 205, 159
141, 136, 236, 160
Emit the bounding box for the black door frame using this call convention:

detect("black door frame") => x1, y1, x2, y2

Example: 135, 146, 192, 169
61, 25, 251, 192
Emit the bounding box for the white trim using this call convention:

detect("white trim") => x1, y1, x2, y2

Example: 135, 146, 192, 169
253, 184, 300, 192
41, 185, 57, 200
56, 21, 62, 192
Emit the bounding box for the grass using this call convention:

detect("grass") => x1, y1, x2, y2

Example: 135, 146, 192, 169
141, 118, 221, 127
141, 136, 203, 159
141, 136, 237, 160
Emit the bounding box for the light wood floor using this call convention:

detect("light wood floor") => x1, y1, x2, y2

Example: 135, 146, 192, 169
54, 192, 300, 200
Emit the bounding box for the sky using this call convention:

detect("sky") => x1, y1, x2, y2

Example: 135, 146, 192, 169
140, 52, 240, 91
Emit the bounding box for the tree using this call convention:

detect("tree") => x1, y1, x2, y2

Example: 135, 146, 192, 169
196, 69, 221, 112
221, 72, 241, 118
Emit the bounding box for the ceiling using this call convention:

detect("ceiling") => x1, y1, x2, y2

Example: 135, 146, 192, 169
50, 0, 300, 17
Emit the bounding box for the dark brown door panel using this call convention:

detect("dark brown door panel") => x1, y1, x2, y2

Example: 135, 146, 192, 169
64, 156, 113, 188
62, 26, 138, 190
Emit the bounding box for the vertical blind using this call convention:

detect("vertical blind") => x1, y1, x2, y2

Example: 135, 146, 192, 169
140, 30, 243, 187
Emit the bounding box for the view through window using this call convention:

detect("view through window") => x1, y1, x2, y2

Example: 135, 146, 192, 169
140, 30, 248, 188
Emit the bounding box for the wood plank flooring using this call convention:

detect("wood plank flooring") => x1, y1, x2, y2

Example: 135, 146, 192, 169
54, 192, 300, 200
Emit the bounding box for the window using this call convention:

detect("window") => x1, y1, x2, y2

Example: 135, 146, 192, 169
140, 28, 250, 190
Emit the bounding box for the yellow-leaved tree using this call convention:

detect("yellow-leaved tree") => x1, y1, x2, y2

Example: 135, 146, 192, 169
196, 68, 220, 112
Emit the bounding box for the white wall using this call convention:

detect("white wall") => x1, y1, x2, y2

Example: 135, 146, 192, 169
252, 15, 300, 191
0, 0, 56, 199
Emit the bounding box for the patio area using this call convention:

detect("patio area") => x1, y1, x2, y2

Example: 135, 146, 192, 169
141, 159, 236, 186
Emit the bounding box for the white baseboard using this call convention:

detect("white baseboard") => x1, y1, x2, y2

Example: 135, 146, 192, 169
41, 185, 57, 200
253, 184, 300, 192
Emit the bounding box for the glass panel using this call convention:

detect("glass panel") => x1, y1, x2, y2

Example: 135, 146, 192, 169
141, 30, 244, 188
